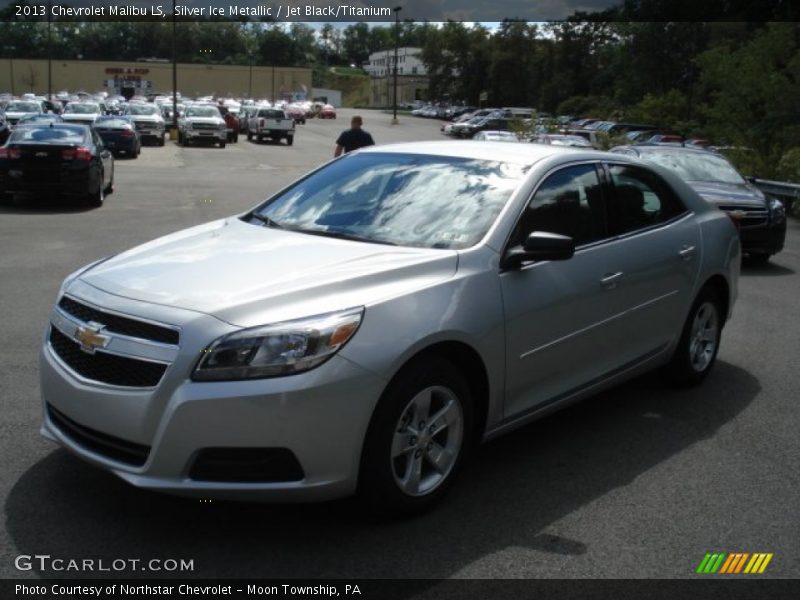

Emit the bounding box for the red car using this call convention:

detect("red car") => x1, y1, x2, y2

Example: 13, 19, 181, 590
318, 104, 337, 119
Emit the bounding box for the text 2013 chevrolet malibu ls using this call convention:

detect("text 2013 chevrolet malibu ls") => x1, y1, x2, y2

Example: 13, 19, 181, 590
40, 142, 740, 515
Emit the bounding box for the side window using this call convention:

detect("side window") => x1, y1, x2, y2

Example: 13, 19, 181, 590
513, 164, 607, 247
607, 164, 687, 235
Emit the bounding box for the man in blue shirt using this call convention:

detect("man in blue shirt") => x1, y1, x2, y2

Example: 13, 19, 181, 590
334, 115, 375, 157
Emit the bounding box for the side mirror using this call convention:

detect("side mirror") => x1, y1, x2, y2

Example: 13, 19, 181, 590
501, 231, 575, 269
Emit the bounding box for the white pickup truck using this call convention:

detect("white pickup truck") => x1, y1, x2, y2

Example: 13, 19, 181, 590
247, 108, 295, 146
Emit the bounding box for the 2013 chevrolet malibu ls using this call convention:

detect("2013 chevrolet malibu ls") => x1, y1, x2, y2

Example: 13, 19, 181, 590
40, 142, 740, 515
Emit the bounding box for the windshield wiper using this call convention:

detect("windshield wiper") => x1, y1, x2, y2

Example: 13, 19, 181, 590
248, 212, 284, 229
291, 228, 398, 246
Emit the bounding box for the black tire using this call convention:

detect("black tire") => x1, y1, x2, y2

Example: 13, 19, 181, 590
86, 172, 105, 207
256, 134, 262, 143
286, 136, 294, 146
247, 129, 253, 141
358, 356, 474, 517
103, 168, 114, 195
219, 140, 226, 149
233, 132, 238, 143
665, 287, 723, 386
744, 253, 770, 265
158, 135, 165, 147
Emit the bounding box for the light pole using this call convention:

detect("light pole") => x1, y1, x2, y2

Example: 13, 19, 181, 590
171, 0, 178, 132
392, 6, 402, 124
271, 64, 275, 104
248, 52, 253, 98
8, 45, 15, 95
47, 0, 52, 98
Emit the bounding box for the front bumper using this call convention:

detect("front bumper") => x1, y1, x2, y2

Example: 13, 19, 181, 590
739, 219, 787, 256
39, 287, 386, 501
185, 129, 225, 141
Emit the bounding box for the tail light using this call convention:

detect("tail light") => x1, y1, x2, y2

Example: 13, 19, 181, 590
120, 129, 134, 138
0, 147, 22, 159
259, 118, 265, 129
62, 147, 92, 161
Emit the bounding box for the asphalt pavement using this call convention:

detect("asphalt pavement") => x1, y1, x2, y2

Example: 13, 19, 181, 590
1, 109, 798, 580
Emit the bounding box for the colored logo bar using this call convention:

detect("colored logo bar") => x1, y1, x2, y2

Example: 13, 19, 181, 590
697, 553, 773, 574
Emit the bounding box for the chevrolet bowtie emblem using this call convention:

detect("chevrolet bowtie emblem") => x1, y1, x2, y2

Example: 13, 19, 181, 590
74, 322, 110, 354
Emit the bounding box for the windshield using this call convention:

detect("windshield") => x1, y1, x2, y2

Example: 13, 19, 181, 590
95, 118, 131, 128
186, 106, 220, 118
10, 126, 86, 144
258, 109, 285, 119
641, 151, 745, 185
252, 153, 527, 249
65, 104, 100, 114
127, 104, 159, 116
7, 102, 41, 113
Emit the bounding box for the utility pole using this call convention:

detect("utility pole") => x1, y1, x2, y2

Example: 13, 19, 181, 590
392, 6, 402, 124
171, 0, 178, 132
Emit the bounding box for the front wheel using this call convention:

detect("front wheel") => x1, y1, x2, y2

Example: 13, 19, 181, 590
286, 136, 294, 146
665, 288, 723, 386
358, 356, 473, 516
219, 140, 226, 149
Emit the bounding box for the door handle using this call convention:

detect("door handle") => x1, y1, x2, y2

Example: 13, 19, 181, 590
679, 245, 696, 261
600, 272, 624, 289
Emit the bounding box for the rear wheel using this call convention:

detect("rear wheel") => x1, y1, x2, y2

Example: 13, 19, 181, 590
745, 253, 770, 265
103, 168, 114, 195
359, 356, 473, 516
86, 171, 105, 207
665, 287, 723, 386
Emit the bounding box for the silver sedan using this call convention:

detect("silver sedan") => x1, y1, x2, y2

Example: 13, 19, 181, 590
39, 142, 740, 515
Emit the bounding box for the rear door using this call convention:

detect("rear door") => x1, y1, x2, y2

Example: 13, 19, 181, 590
599, 162, 701, 364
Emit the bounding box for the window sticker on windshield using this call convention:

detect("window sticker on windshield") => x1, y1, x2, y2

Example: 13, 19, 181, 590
436, 232, 468, 243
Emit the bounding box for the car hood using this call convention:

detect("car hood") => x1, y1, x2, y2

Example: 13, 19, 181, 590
77, 218, 458, 328
129, 115, 164, 123
62, 114, 98, 122
687, 181, 766, 208
5, 111, 37, 120
184, 117, 224, 125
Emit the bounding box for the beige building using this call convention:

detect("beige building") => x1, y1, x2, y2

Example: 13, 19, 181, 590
370, 75, 429, 108
365, 48, 429, 108
0, 58, 312, 99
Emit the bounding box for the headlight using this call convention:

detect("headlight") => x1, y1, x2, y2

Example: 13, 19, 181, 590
57, 257, 112, 297
769, 198, 786, 222
218, 123, 226, 130
192, 307, 364, 381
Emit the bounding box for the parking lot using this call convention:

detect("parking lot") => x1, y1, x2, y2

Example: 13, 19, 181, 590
1, 108, 798, 580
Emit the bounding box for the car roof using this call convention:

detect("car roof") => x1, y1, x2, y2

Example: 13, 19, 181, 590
358, 140, 611, 166
614, 144, 716, 158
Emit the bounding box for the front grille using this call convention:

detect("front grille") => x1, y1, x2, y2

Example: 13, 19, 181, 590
189, 448, 305, 483
49, 326, 168, 387
191, 122, 219, 130
47, 403, 150, 467
718, 206, 769, 227
59, 296, 179, 345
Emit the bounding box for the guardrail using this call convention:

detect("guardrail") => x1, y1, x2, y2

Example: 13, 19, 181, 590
749, 178, 800, 212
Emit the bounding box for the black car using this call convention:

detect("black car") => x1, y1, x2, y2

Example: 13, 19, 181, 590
14, 113, 64, 128
93, 115, 141, 158
458, 116, 510, 139
612, 145, 787, 263
0, 110, 8, 145
0, 124, 114, 207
